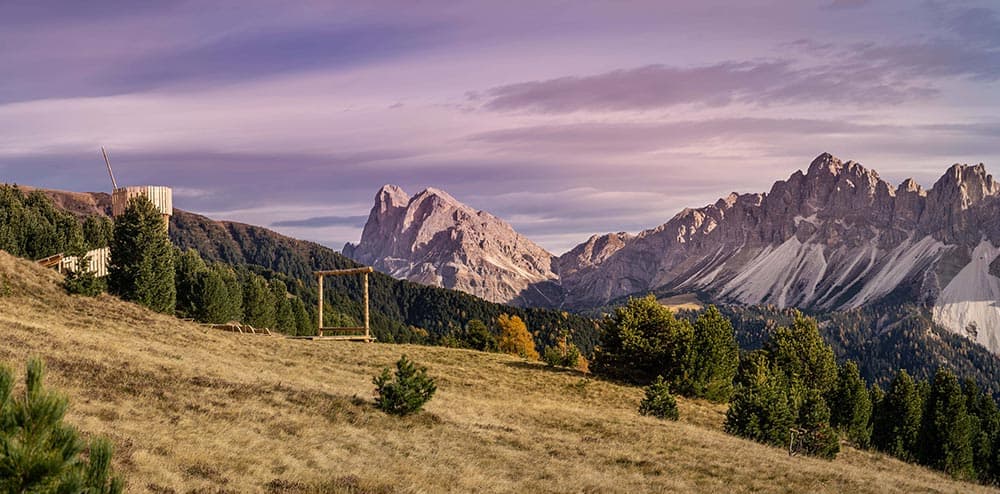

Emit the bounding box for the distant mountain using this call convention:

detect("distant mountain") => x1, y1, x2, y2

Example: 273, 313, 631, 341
562, 153, 1000, 354
343, 185, 560, 306
348, 153, 1000, 356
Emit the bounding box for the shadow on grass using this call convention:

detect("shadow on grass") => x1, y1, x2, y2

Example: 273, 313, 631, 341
501, 360, 590, 378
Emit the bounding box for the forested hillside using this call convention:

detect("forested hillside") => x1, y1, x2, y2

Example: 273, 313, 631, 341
170, 209, 601, 351
714, 303, 1000, 399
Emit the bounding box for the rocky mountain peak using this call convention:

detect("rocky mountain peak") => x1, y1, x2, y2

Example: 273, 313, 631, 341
375, 184, 410, 213
897, 178, 925, 195
345, 185, 558, 305
932, 163, 999, 208
806, 152, 842, 176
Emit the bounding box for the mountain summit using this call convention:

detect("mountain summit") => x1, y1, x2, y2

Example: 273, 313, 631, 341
557, 153, 1000, 353
343, 185, 560, 305
346, 154, 1000, 355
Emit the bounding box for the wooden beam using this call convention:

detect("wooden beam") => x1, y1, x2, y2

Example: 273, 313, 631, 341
317, 274, 324, 336
364, 272, 370, 340
314, 267, 374, 277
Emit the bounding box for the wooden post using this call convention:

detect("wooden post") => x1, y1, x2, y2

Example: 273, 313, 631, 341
363, 272, 370, 340
317, 274, 324, 336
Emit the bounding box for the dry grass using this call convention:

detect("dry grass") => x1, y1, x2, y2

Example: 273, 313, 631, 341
0, 252, 993, 493
658, 293, 704, 312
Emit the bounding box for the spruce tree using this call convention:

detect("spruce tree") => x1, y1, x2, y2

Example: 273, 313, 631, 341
464, 319, 498, 352
108, 196, 176, 314
638, 376, 679, 420
373, 355, 437, 416
919, 368, 974, 479
872, 369, 923, 461
242, 273, 276, 329
829, 360, 872, 447
684, 305, 739, 402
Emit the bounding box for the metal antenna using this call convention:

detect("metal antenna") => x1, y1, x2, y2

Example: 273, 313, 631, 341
102, 147, 119, 191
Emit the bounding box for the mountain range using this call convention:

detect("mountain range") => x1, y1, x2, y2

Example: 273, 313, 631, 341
344, 153, 1000, 355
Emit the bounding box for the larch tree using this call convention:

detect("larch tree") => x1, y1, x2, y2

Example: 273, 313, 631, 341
497, 314, 538, 360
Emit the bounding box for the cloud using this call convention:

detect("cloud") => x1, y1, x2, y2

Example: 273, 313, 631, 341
272, 215, 368, 228
469, 118, 887, 152
825, 0, 870, 10
478, 61, 935, 113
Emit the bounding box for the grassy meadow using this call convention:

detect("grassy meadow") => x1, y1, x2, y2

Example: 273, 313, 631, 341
0, 252, 992, 493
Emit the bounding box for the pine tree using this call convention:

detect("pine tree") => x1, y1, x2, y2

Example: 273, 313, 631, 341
108, 196, 176, 314
0, 359, 123, 493
174, 248, 207, 319
797, 389, 840, 459
725, 354, 795, 447
290, 297, 313, 336
963, 379, 1000, 482
271, 280, 296, 333
242, 273, 276, 329
829, 360, 872, 447
684, 305, 739, 402
591, 295, 693, 385
373, 355, 437, 416
464, 319, 497, 352
497, 314, 539, 360
872, 369, 923, 461
764, 313, 837, 395
213, 263, 244, 322
82, 215, 114, 250
919, 368, 974, 479
638, 376, 679, 420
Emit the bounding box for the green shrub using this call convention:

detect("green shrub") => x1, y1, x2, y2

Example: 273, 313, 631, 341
373, 355, 437, 416
542, 334, 583, 369
638, 376, 679, 420
0, 358, 124, 493
63, 268, 106, 297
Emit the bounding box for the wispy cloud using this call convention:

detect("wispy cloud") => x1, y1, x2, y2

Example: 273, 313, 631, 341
478, 61, 935, 113
272, 215, 368, 228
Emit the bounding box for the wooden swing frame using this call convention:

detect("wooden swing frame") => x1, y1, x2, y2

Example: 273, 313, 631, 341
309, 266, 375, 342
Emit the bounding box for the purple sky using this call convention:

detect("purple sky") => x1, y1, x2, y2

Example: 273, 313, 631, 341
2, 0, 1000, 254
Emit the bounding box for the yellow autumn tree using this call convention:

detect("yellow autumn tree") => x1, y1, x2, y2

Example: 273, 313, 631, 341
497, 314, 539, 360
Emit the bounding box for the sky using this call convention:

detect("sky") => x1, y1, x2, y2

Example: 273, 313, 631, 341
2, 0, 1000, 254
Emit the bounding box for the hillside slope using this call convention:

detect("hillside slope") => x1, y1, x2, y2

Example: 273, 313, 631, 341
0, 252, 992, 493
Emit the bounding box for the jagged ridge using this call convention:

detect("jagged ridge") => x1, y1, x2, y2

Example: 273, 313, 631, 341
344, 185, 560, 305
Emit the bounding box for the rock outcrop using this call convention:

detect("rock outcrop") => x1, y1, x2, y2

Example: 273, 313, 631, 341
343, 185, 560, 305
